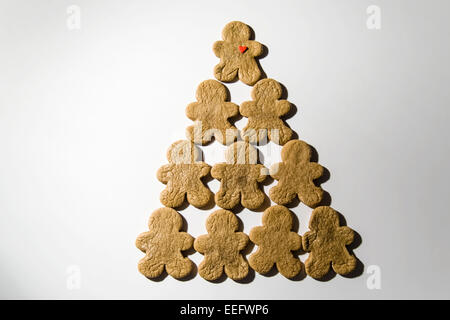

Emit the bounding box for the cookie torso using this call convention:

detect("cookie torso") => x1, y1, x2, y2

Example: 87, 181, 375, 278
218, 163, 262, 190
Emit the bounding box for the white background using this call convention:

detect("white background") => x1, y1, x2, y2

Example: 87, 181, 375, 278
1, 0, 449, 299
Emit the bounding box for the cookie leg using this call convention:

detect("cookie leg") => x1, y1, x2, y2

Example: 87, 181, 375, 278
137, 257, 165, 278
215, 189, 240, 209
249, 250, 274, 275
224, 256, 249, 280
160, 188, 186, 208
241, 187, 264, 210
332, 254, 357, 276
198, 258, 224, 281
269, 123, 293, 146
214, 61, 238, 82
304, 255, 331, 279
187, 124, 209, 145
269, 183, 296, 205
276, 255, 302, 279
241, 124, 261, 144
187, 187, 213, 208
298, 185, 323, 208
186, 125, 196, 143
223, 127, 239, 145
238, 59, 261, 86
166, 257, 194, 279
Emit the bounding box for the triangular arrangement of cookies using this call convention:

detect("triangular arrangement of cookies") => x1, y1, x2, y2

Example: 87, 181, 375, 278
136, 21, 358, 281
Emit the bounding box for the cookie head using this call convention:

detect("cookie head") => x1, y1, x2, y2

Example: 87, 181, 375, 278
167, 140, 201, 164
282, 140, 312, 163
262, 205, 293, 230
206, 209, 239, 233
148, 207, 183, 232
225, 141, 258, 165
196, 79, 228, 103
252, 78, 283, 102
222, 21, 251, 42
309, 206, 340, 231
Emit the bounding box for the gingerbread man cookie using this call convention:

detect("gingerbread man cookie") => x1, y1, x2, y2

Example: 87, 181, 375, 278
249, 205, 302, 278
302, 206, 356, 279
136, 207, 194, 279
194, 209, 249, 281
240, 78, 293, 145
186, 79, 239, 145
157, 140, 213, 208
270, 139, 324, 207
213, 21, 264, 86
211, 141, 268, 210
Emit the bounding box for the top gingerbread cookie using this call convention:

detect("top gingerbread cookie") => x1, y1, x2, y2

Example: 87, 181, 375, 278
213, 21, 264, 86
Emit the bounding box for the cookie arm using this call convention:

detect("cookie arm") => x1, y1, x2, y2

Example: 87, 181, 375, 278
211, 163, 226, 180
186, 102, 200, 121
269, 162, 285, 180
302, 231, 316, 251
198, 163, 211, 177
156, 165, 172, 184
193, 234, 210, 254
179, 232, 194, 251
236, 232, 249, 251
212, 40, 224, 58
224, 102, 239, 118
135, 231, 151, 252
239, 101, 257, 118
309, 162, 324, 180
338, 226, 354, 245
276, 100, 291, 117
256, 165, 268, 183
248, 40, 263, 57
289, 232, 302, 251
248, 226, 264, 245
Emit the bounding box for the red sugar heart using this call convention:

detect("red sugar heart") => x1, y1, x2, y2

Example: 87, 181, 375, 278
238, 46, 248, 53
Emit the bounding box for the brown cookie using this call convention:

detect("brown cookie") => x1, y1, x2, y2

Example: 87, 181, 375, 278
269, 139, 324, 207
302, 206, 357, 279
194, 209, 249, 281
249, 205, 302, 278
186, 79, 239, 145
240, 79, 293, 145
211, 141, 268, 210
157, 140, 213, 208
136, 207, 194, 279
213, 21, 264, 86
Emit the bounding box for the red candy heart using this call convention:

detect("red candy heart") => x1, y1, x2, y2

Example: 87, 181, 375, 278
238, 46, 248, 53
